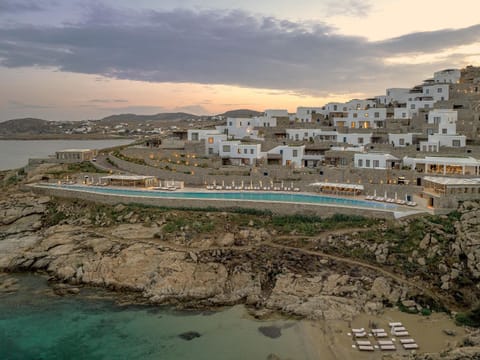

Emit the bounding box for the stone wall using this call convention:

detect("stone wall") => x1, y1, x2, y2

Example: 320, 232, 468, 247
30, 185, 396, 219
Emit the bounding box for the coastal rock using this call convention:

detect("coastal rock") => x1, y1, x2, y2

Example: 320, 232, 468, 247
216, 233, 235, 247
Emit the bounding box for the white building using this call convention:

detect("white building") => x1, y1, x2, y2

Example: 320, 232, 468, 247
295, 107, 327, 122
403, 156, 480, 175
393, 108, 411, 119
434, 69, 461, 84
422, 83, 449, 102
188, 129, 221, 141
407, 96, 436, 116
388, 133, 414, 147
422, 110, 466, 150
222, 117, 260, 140
345, 99, 376, 110
267, 145, 305, 168
354, 153, 400, 170
218, 141, 263, 165
386, 88, 411, 104
339, 133, 372, 146
333, 108, 387, 129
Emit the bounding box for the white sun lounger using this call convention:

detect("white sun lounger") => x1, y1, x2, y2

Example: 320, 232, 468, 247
356, 340, 372, 346
392, 326, 406, 332
352, 328, 365, 333
380, 344, 396, 351
389, 322, 402, 327
358, 345, 375, 351
393, 331, 409, 337
400, 339, 416, 344
378, 340, 394, 345
402, 343, 419, 349
373, 332, 388, 338
371, 328, 386, 333
354, 331, 368, 338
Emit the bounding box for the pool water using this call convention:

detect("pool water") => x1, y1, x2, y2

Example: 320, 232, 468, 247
38, 184, 397, 210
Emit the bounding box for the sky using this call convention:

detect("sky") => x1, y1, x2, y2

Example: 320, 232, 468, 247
0, 0, 479, 121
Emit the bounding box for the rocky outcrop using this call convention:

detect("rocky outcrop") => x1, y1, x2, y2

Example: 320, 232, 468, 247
0, 192, 414, 321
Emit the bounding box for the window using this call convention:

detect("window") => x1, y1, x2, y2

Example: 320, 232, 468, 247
208, 137, 214, 144
425, 89, 430, 94
364, 113, 369, 117
433, 116, 441, 123
208, 148, 214, 155
250, 149, 254, 154
452, 139, 461, 147
374, 112, 380, 118
366, 159, 371, 167
229, 122, 232, 126
402, 112, 406, 118
410, 104, 416, 109
373, 160, 380, 168
244, 149, 248, 154
350, 122, 356, 128
424, 104, 430, 109
442, 128, 447, 134
343, 137, 347, 143
358, 137, 364, 144
358, 159, 363, 167
191, 132, 199, 141
437, 87, 443, 93
292, 150, 298, 157
333, 105, 338, 111
353, 113, 358, 118
222, 145, 231, 152
399, 138, 405, 145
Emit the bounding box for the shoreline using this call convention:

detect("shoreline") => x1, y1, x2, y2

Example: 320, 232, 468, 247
1, 271, 465, 360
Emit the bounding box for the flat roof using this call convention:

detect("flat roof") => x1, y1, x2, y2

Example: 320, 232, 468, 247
413, 156, 480, 166
100, 175, 156, 181
309, 182, 364, 190
423, 176, 480, 186
56, 149, 93, 152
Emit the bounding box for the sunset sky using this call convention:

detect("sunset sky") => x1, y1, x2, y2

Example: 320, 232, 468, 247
0, 0, 479, 121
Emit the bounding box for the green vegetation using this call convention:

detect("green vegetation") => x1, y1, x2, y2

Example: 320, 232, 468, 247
47, 162, 108, 178
112, 151, 148, 166
271, 213, 375, 236
456, 305, 480, 327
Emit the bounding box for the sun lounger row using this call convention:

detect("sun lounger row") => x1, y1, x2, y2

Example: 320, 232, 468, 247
206, 184, 300, 192
365, 196, 417, 206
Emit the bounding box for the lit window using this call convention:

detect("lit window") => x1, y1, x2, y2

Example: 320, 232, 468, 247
208, 137, 214, 144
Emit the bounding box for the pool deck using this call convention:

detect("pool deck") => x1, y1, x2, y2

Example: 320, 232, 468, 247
29, 183, 429, 219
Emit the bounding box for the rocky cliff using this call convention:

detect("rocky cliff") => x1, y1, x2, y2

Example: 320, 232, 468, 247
2, 191, 480, 358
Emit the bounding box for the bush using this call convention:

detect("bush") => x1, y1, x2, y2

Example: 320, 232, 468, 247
456, 305, 480, 327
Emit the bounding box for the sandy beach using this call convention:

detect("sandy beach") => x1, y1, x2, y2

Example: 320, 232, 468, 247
301, 309, 466, 360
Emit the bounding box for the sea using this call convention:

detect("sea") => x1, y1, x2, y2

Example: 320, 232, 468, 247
0, 275, 311, 360
0, 140, 311, 360
0, 139, 134, 171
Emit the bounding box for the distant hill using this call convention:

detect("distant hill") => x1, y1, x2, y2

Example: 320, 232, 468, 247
96, 112, 200, 125
0, 118, 55, 134
219, 109, 263, 118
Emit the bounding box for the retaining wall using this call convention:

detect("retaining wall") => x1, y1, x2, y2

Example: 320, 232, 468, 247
31, 185, 395, 219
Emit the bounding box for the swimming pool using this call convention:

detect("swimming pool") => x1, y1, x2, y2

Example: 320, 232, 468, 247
37, 183, 397, 211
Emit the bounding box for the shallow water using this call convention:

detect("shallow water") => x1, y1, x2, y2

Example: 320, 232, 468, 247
0, 274, 313, 360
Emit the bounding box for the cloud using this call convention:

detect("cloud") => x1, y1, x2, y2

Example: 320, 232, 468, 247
326, 0, 372, 17
8, 100, 52, 109
89, 98, 129, 103
99, 105, 165, 114
0, 0, 55, 13
0, 6, 478, 97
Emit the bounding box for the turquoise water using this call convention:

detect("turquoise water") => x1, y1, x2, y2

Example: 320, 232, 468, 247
40, 184, 396, 210
0, 274, 313, 360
